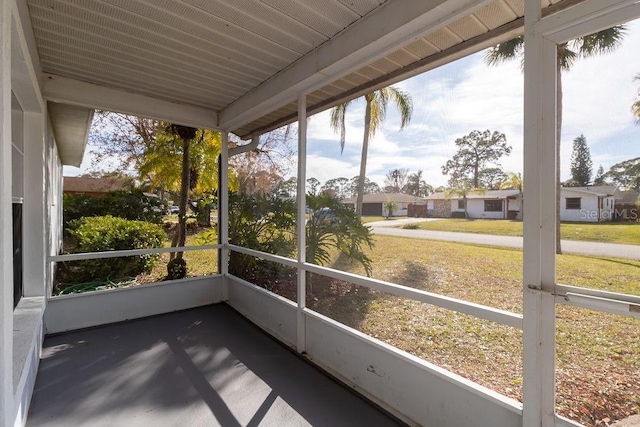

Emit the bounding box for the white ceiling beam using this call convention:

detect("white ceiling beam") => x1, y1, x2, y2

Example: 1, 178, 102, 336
535, 0, 639, 43
42, 73, 218, 129
11, 1, 44, 113
219, 0, 491, 132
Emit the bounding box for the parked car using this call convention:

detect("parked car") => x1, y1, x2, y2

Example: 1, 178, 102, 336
310, 207, 338, 225
168, 205, 179, 214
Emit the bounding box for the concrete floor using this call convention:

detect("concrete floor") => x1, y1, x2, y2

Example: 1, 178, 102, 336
27, 304, 403, 427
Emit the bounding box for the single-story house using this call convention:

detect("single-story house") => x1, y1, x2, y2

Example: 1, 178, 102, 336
344, 193, 426, 216
427, 190, 522, 220
613, 188, 640, 221
560, 186, 615, 223
63, 176, 128, 198
426, 186, 618, 222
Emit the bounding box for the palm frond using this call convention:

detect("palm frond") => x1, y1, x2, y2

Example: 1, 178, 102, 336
387, 86, 413, 129
484, 36, 524, 66
559, 44, 577, 71
367, 92, 386, 138
330, 102, 350, 154
576, 25, 626, 57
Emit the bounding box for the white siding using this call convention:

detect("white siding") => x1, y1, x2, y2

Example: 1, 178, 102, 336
600, 196, 615, 221
451, 199, 464, 213
466, 199, 505, 219
560, 190, 613, 222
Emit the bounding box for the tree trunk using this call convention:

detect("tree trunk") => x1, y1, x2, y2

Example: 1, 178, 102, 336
356, 95, 373, 216
175, 137, 190, 260
473, 162, 479, 188
556, 50, 563, 254
464, 195, 468, 218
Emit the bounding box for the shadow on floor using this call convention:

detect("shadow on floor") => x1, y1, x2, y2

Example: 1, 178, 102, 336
27, 304, 402, 427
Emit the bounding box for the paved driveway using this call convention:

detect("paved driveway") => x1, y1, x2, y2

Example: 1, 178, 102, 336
367, 218, 640, 260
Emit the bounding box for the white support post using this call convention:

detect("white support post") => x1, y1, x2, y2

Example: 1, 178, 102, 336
22, 112, 46, 297
0, 0, 13, 425
296, 94, 307, 354
220, 131, 229, 299
522, 0, 558, 425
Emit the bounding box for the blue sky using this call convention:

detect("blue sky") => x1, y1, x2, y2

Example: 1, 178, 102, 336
304, 19, 640, 188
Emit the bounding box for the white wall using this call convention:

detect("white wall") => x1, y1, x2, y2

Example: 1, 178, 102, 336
560, 190, 613, 222
305, 311, 522, 426
4, 2, 61, 425
467, 199, 504, 219
1, 1, 14, 423
45, 276, 226, 334
450, 199, 464, 213
600, 196, 615, 222
393, 201, 409, 216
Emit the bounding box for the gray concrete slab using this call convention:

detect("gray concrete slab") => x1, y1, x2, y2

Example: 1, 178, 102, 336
27, 304, 403, 427
367, 219, 640, 260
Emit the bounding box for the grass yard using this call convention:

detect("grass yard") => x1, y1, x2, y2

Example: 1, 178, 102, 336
143, 231, 219, 282
411, 218, 640, 245
308, 235, 640, 426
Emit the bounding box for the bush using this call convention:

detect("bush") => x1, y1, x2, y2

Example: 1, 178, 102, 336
61, 215, 166, 283
63, 189, 165, 228
401, 223, 419, 230
197, 192, 375, 281
226, 193, 296, 277
451, 211, 467, 218
306, 193, 374, 275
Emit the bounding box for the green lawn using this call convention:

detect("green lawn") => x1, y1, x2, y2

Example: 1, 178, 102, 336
308, 235, 640, 425
411, 218, 640, 245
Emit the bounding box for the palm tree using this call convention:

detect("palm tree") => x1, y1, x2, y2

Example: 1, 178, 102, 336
330, 86, 412, 216
383, 200, 397, 219
485, 27, 625, 253
499, 172, 523, 193
405, 170, 433, 197
633, 74, 640, 122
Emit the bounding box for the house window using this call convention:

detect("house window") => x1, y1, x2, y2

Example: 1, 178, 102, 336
484, 200, 502, 212
566, 197, 581, 210
457, 199, 465, 210
13, 203, 23, 309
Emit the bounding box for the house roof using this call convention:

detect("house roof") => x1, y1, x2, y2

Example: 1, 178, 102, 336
427, 189, 520, 200
561, 185, 617, 197
63, 176, 127, 194
614, 189, 640, 204
25, 0, 572, 164
344, 193, 426, 204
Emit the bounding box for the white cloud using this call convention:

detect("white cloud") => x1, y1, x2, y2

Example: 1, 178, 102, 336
307, 18, 640, 187
305, 154, 360, 184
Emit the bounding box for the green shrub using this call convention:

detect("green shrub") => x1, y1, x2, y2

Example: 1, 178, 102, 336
197, 193, 375, 281
227, 193, 297, 277
306, 193, 374, 276
63, 189, 164, 228
401, 223, 419, 230
62, 215, 166, 283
